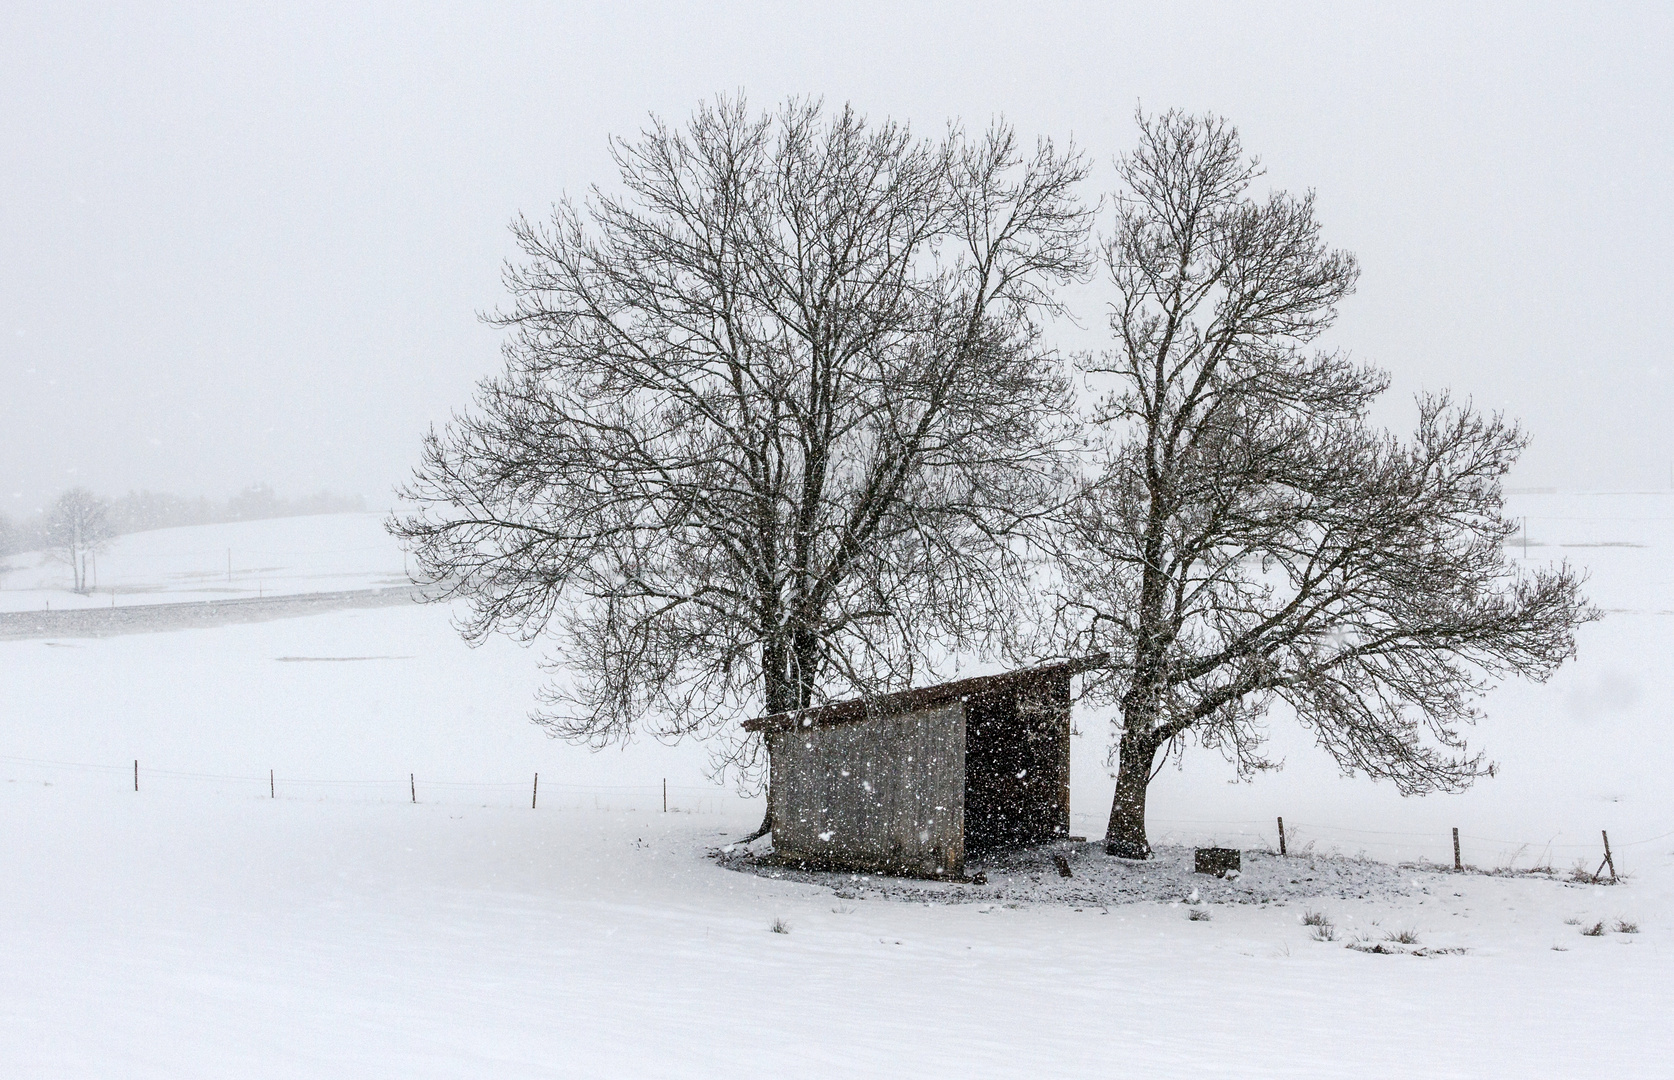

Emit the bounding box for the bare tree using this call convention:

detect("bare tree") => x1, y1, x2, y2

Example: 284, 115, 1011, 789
391, 96, 1091, 818
47, 488, 114, 593
1044, 111, 1596, 858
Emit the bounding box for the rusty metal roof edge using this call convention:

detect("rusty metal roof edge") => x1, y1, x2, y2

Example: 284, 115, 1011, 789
741, 654, 1109, 733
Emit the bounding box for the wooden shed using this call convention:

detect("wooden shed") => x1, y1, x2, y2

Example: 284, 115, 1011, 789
741, 661, 1084, 880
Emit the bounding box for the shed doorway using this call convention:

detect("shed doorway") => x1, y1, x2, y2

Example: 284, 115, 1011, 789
962, 672, 1072, 852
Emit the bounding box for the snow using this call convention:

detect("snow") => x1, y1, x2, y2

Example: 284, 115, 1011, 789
0, 513, 405, 611
3, 492, 1673, 1076
727, 841, 1421, 907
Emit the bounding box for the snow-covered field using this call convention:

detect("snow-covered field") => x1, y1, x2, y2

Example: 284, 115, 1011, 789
2, 493, 1671, 1076
0, 513, 406, 610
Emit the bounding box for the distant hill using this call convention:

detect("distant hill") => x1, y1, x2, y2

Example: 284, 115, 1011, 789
0, 512, 406, 611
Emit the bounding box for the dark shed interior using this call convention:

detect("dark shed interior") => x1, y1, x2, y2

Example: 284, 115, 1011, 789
962, 669, 1072, 851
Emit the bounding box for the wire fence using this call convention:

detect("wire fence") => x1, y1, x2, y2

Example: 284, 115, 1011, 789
6, 752, 1667, 871
1128, 813, 1670, 873
0, 753, 746, 815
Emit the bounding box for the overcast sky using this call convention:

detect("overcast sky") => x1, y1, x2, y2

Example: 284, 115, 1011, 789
3, 2, 1669, 514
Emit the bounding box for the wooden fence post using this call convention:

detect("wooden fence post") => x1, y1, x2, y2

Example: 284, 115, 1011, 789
663, 778, 667, 813
410, 773, 416, 804
1601, 830, 1617, 881
532, 773, 538, 810
270, 769, 275, 799
1452, 827, 1462, 871
1277, 816, 1286, 856
134, 759, 138, 793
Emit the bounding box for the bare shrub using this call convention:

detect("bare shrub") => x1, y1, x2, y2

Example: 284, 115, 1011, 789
1497, 844, 1530, 872
1570, 862, 1604, 884
1568, 861, 1625, 885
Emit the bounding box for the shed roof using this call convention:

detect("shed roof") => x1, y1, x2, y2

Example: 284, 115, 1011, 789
742, 656, 1104, 734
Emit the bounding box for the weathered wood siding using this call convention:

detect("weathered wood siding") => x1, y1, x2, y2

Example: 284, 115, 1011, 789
767, 702, 966, 878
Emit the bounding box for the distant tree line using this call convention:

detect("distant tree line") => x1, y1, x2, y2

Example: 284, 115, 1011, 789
0, 482, 368, 559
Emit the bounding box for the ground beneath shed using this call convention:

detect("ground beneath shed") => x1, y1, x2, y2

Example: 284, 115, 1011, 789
720, 841, 1434, 906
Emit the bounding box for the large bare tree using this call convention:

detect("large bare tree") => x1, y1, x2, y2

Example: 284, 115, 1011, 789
1046, 111, 1596, 858
391, 97, 1091, 808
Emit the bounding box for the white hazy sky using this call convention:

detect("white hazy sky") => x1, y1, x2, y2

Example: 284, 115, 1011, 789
3, 2, 1670, 514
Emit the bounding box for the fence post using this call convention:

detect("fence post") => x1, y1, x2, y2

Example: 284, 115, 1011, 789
532, 773, 538, 810
1601, 830, 1617, 881
410, 773, 416, 804
270, 769, 275, 799
663, 778, 667, 813
134, 759, 138, 793
1452, 827, 1462, 871
1277, 816, 1286, 856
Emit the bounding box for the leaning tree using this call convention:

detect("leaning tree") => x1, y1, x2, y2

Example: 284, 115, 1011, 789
391, 97, 1091, 814
1046, 111, 1595, 858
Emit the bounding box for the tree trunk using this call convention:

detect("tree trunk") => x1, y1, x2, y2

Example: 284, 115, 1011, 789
762, 639, 792, 714
747, 627, 818, 847
738, 804, 774, 844
1105, 734, 1158, 859
743, 637, 802, 846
